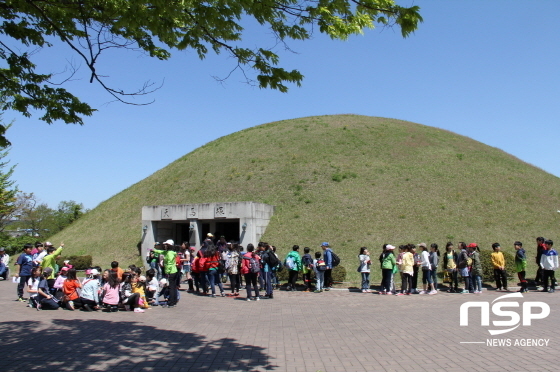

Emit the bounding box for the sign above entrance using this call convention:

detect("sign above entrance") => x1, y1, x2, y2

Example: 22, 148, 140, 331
188, 205, 198, 219
214, 204, 227, 218
161, 207, 171, 220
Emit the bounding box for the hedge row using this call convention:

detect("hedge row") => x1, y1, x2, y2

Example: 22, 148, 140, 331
55, 256, 93, 270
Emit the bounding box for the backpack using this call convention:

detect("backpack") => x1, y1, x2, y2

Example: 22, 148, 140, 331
249, 254, 261, 274
302, 254, 313, 270
330, 251, 341, 267
263, 251, 280, 268
316, 259, 327, 271
285, 256, 296, 270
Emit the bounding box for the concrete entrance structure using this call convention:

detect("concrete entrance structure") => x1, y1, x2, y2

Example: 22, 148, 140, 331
141, 201, 275, 257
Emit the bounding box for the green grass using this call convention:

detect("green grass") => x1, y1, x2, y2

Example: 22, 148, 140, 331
51, 115, 560, 284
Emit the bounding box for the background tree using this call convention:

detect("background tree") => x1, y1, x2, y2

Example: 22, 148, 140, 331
9, 193, 87, 238
0, 120, 17, 231
0, 0, 422, 146
54, 200, 85, 232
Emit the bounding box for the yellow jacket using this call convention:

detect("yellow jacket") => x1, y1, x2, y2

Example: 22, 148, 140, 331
401, 252, 414, 274
491, 251, 505, 268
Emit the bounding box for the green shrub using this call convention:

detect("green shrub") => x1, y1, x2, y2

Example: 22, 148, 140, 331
56, 255, 93, 270
332, 265, 347, 283
479, 249, 516, 282
276, 267, 289, 282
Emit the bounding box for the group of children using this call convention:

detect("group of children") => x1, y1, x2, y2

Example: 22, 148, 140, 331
145, 237, 339, 301
370, 238, 558, 295
8, 236, 558, 311
9, 239, 174, 311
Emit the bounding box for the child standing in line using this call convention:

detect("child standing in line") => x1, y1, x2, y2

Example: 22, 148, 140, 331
302, 247, 313, 292
397, 245, 414, 296
396, 245, 405, 294
419, 243, 433, 295
379, 245, 396, 295
468, 243, 483, 294
443, 242, 459, 293
313, 252, 325, 293
540, 239, 558, 293
358, 247, 371, 293
514, 241, 528, 293
457, 242, 471, 294
491, 243, 508, 291
429, 243, 440, 292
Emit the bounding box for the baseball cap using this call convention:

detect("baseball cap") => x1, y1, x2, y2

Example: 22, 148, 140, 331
163, 239, 174, 245
386, 245, 396, 250
321, 242, 329, 247
418, 243, 427, 248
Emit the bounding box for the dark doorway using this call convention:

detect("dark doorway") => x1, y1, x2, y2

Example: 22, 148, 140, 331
215, 220, 240, 243
176, 223, 191, 246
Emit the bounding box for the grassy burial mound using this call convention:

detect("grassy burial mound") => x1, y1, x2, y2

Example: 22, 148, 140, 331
52, 115, 560, 282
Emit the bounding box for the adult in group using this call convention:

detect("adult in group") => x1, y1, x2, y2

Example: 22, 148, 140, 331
40, 242, 64, 291
321, 242, 334, 291
285, 245, 302, 291
153, 239, 179, 307
15, 244, 34, 301
0, 247, 10, 280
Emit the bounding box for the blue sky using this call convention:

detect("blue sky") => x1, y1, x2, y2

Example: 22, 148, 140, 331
4, 1, 560, 210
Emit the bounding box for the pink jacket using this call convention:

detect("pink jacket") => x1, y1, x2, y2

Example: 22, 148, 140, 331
102, 283, 121, 305
241, 252, 260, 275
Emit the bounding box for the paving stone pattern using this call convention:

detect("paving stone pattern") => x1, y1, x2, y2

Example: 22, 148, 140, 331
0, 281, 557, 372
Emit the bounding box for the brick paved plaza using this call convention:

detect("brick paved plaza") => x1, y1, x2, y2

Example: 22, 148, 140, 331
0, 280, 557, 372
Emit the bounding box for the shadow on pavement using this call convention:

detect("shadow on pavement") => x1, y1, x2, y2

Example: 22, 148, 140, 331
0, 319, 276, 371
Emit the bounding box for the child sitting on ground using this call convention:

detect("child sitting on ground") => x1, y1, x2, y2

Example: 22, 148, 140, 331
132, 275, 150, 309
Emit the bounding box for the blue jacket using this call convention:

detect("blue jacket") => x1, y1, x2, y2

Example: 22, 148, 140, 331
324, 249, 333, 268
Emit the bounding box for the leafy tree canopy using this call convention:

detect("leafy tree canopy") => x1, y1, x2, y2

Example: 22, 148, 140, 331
0, 0, 422, 146
0, 120, 17, 230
